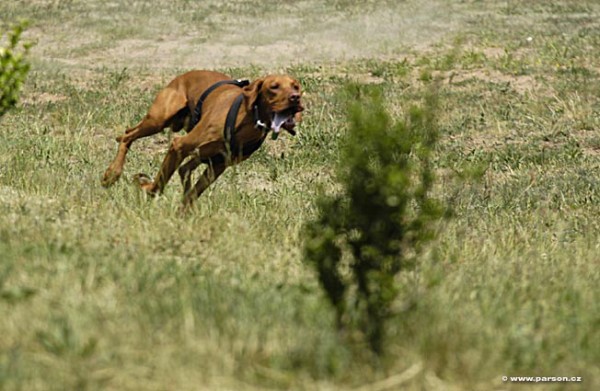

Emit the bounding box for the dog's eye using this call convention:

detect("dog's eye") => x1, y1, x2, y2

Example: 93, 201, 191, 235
269, 83, 280, 90
293, 84, 300, 91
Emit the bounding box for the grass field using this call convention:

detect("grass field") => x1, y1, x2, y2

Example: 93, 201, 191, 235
1, 0, 599, 390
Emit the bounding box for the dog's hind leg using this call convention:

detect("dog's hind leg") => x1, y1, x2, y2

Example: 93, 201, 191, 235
101, 88, 187, 187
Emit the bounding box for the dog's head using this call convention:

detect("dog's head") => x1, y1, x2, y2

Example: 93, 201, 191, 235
243, 75, 304, 134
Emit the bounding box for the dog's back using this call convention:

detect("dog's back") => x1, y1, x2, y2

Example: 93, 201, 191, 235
167, 70, 230, 113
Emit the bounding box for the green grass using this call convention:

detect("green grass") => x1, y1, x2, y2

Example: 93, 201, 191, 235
1, 0, 599, 390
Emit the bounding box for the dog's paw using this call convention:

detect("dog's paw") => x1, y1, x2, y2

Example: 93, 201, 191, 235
133, 172, 151, 184
101, 168, 121, 188
177, 203, 193, 217
132, 173, 156, 196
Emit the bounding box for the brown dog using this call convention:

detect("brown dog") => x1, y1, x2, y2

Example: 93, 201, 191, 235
102, 70, 303, 210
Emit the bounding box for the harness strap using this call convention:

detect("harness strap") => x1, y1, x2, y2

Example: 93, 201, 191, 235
221, 93, 269, 162
224, 93, 245, 157
190, 79, 250, 129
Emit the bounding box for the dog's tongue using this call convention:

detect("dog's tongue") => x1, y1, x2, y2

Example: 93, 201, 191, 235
272, 112, 292, 134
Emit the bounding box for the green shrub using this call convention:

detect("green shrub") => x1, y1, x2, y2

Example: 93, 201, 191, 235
304, 84, 444, 355
1, 22, 31, 118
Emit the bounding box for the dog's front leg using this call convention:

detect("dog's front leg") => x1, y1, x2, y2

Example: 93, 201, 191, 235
178, 156, 205, 196
180, 164, 226, 213
135, 136, 194, 195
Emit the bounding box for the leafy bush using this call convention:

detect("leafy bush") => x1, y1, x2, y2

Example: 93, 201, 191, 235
304, 84, 444, 355
1, 22, 31, 118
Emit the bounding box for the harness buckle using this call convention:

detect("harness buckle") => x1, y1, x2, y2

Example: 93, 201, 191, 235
253, 104, 269, 132
255, 120, 268, 131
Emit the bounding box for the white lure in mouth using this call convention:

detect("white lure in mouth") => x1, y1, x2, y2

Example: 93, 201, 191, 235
271, 112, 295, 134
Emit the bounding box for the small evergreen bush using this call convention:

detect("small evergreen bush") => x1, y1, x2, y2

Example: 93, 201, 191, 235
304, 84, 444, 354
1, 22, 31, 119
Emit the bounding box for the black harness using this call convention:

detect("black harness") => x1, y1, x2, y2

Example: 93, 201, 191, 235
191, 79, 271, 165
190, 79, 250, 128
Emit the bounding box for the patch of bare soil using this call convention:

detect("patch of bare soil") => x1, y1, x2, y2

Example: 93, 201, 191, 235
27, 1, 467, 71
447, 69, 540, 95
21, 92, 68, 105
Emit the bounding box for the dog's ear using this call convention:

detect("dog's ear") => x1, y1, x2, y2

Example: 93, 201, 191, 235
243, 77, 264, 108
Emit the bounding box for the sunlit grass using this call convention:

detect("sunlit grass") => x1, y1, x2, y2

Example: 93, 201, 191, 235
1, 0, 599, 390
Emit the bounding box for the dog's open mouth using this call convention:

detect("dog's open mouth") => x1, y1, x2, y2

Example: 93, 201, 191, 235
272, 107, 301, 134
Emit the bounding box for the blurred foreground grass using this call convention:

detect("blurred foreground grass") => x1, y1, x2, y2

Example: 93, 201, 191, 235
1, 0, 599, 390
